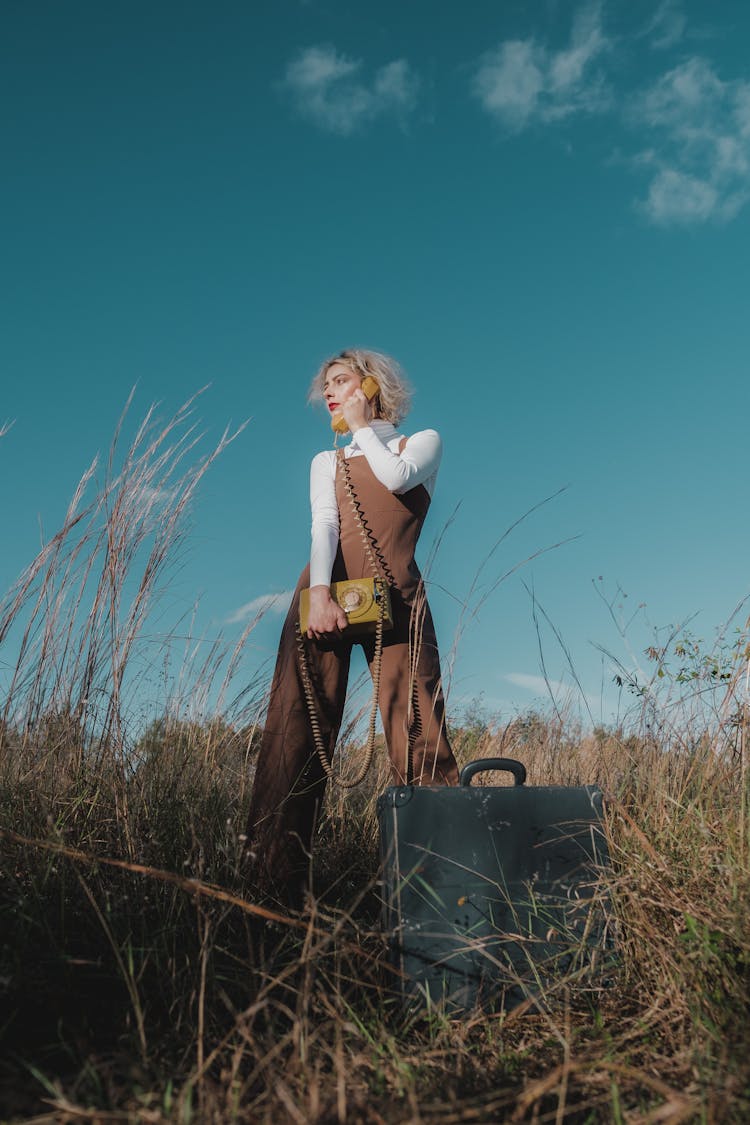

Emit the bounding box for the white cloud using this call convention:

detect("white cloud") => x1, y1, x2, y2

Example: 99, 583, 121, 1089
282, 45, 418, 135
631, 57, 750, 224
226, 590, 293, 625
504, 672, 568, 696
642, 1, 687, 51
643, 168, 719, 223
548, 4, 609, 95
375, 59, 416, 105
637, 56, 724, 127
472, 3, 611, 131
504, 672, 602, 714
473, 41, 544, 131
469, 5, 749, 227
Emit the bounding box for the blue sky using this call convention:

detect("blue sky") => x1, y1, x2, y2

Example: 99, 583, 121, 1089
2, 0, 750, 728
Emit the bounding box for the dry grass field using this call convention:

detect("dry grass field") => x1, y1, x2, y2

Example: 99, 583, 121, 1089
1, 401, 749, 1123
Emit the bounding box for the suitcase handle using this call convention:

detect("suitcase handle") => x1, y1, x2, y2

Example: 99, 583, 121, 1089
459, 757, 527, 787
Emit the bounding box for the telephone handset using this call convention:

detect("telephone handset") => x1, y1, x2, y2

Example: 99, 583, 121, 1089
331, 375, 380, 435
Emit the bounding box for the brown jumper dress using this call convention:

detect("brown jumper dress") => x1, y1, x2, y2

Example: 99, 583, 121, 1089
247, 440, 459, 896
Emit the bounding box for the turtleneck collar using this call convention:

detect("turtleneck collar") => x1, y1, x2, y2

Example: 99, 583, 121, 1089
347, 420, 398, 451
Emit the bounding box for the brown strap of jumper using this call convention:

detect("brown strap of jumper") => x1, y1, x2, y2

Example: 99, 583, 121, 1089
337, 449, 397, 588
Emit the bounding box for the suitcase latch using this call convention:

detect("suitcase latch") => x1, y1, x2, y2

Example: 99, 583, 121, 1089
388, 787, 414, 807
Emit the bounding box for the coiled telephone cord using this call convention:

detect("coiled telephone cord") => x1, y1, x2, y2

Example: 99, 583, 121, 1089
295, 448, 393, 788
295, 597, 385, 788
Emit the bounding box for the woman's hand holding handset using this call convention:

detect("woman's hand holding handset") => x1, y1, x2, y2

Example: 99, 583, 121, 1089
339, 388, 369, 434
306, 584, 348, 639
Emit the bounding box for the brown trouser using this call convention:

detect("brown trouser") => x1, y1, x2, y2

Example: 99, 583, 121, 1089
247, 453, 459, 897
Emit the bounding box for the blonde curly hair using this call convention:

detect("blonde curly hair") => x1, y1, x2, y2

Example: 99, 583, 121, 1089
308, 348, 412, 426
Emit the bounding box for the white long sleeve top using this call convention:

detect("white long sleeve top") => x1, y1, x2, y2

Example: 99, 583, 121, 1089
309, 420, 442, 587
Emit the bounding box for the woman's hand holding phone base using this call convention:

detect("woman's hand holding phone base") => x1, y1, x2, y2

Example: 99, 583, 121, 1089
306, 584, 348, 639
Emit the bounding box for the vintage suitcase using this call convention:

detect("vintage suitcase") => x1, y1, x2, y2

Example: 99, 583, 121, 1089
377, 758, 610, 1009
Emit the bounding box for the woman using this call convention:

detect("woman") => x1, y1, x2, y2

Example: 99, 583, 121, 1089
247, 349, 458, 903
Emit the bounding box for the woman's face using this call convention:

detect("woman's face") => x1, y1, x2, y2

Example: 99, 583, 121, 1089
322, 362, 363, 419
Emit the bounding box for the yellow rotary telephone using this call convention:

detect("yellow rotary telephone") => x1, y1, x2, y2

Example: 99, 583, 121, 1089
331, 375, 380, 435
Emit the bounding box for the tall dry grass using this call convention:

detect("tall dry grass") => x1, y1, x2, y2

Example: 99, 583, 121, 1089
1, 400, 749, 1122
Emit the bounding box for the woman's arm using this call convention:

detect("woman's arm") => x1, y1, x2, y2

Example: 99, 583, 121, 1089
354, 427, 442, 493
309, 450, 339, 588
308, 451, 348, 637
